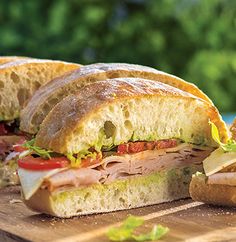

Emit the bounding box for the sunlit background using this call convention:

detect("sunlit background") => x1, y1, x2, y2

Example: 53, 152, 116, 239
0, 0, 235, 122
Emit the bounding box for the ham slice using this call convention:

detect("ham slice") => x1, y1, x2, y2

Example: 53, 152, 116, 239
45, 143, 213, 191
208, 172, 236, 186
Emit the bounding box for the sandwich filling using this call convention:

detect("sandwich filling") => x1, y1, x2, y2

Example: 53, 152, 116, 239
17, 139, 213, 200
0, 120, 30, 186
203, 148, 236, 186
200, 122, 236, 186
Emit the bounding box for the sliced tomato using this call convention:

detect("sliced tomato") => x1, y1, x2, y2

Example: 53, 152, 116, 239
18, 156, 69, 170
156, 139, 177, 149
129, 142, 146, 153
117, 139, 178, 155
81, 153, 102, 168
117, 144, 128, 154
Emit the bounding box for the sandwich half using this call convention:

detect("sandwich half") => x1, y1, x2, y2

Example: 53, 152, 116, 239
190, 121, 236, 206
17, 78, 227, 217
0, 58, 80, 187
20, 63, 214, 135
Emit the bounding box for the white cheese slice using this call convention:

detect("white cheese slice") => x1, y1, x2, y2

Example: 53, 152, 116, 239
18, 168, 65, 200
203, 147, 236, 176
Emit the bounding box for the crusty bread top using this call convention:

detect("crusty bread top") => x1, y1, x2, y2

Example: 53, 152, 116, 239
35, 78, 228, 154
0, 56, 29, 65
20, 63, 214, 134
0, 58, 80, 121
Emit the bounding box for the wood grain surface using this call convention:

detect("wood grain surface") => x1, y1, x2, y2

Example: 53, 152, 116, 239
0, 187, 236, 242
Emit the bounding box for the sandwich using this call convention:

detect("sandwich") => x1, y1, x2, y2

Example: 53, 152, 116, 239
190, 120, 236, 206
17, 77, 227, 217
20, 63, 213, 135
0, 58, 80, 187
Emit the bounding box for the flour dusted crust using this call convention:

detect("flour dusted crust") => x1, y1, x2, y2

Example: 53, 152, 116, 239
190, 174, 236, 206
34, 78, 227, 154
20, 63, 216, 134
0, 56, 29, 65
0, 58, 80, 121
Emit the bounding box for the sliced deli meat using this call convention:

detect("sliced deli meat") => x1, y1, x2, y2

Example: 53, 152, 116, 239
208, 172, 236, 186
42, 144, 213, 193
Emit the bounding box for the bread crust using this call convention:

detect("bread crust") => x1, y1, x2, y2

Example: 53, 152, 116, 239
190, 174, 236, 206
0, 56, 29, 65
34, 78, 227, 153
20, 63, 215, 134
0, 58, 80, 121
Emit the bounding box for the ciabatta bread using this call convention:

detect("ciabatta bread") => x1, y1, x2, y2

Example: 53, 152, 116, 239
34, 78, 227, 154
20, 63, 214, 134
0, 59, 80, 121
20, 78, 227, 217
190, 173, 236, 206
0, 56, 29, 65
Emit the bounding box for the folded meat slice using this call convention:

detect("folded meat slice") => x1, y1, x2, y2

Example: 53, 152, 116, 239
45, 143, 213, 191
102, 144, 212, 183
44, 168, 102, 192
208, 172, 236, 186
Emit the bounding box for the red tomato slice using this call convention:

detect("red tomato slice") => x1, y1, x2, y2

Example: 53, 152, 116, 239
117, 139, 178, 155
129, 142, 146, 153
117, 144, 128, 154
18, 156, 69, 170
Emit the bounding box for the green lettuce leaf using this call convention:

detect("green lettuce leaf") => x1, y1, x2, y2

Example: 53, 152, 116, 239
22, 138, 52, 159
106, 215, 169, 241
209, 121, 236, 152
66, 151, 98, 167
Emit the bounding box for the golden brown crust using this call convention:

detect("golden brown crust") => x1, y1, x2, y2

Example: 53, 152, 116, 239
0, 58, 80, 70
0, 58, 80, 121
35, 78, 228, 152
0, 56, 29, 65
20, 63, 214, 134
190, 174, 236, 206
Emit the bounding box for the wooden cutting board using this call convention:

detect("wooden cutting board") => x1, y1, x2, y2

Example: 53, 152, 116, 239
1, 187, 236, 242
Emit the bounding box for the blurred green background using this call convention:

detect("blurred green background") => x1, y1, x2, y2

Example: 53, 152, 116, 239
0, 0, 235, 114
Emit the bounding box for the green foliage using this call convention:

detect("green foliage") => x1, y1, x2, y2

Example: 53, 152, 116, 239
0, 0, 235, 111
